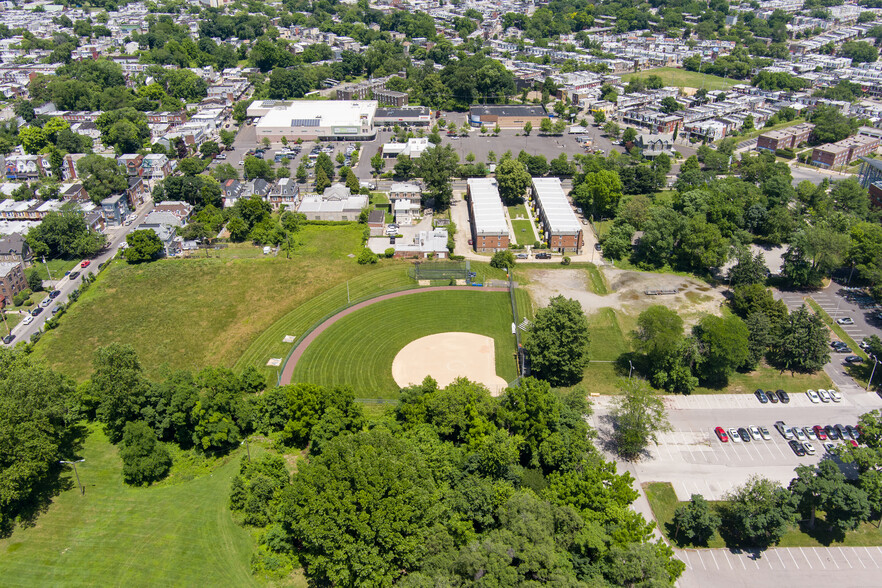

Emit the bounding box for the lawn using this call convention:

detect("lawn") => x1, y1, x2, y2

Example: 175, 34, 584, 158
739, 118, 807, 143
621, 67, 740, 91
0, 425, 260, 587
593, 220, 612, 239
575, 307, 832, 395
34, 224, 382, 382
31, 258, 80, 282
292, 289, 532, 399
511, 218, 536, 244
644, 482, 882, 549
507, 204, 528, 219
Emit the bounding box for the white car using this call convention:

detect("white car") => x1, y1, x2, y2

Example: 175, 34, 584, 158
829, 389, 842, 402
728, 427, 741, 443
749, 425, 762, 441
782, 426, 795, 441
803, 442, 816, 455
759, 426, 771, 440
40, 297, 52, 308
794, 427, 808, 442
837, 317, 854, 325
22, 315, 34, 325
817, 389, 831, 403
806, 389, 820, 403
804, 427, 817, 441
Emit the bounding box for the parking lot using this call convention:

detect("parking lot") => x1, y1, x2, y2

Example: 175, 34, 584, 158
778, 285, 882, 347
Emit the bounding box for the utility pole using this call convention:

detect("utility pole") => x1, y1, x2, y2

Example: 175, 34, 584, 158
42, 256, 52, 281
868, 356, 879, 392
59, 459, 85, 496
240, 439, 251, 462
628, 360, 634, 381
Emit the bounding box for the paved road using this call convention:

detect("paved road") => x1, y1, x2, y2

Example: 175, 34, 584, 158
789, 162, 854, 186
3, 200, 154, 347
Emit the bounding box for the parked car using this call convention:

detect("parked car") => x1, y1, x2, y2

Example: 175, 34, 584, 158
804, 427, 817, 441
515, 253, 528, 259
847, 425, 860, 440
3, 334, 14, 344
825, 425, 840, 440
467, 239, 473, 246
31, 307, 43, 317
22, 315, 33, 326
824, 442, 836, 454
594, 243, 602, 251
535, 252, 551, 259
813, 425, 828, 440
715, 426, 729, 442
794, 427, 807, 442
837, 317, 854, 325
80, 260, 90, 268
849, 439, 859, 448
754, 389, 769, 404
49, 290, 61, 299
40, 297, 52, 307
728, 427, 741, 443
767, 390, 779, 404
789, 440, 806, 456
806, 389, 820, 403
845, 355, 864, 363
759, 426, 771, 440
817, 389, 831, 403
749, 425, 762, 441
68, 271, 80, 280
776, 389, 790, 403
836, 424, 851, 440
803, 442, 816, 455
829, 389, 842, 402
774, 420, 788, 437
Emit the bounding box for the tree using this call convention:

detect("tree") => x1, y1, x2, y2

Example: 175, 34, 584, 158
673, 494, 720, 546
18, 126, 47, 154
490, 249, 515, 269
417, 144, 459, 210
177, 157, 207, 177
790, 461, 870, 532
811, 104, 859, 144
603, 121, 620, 139
610, 378, 672, 459
572, 170, 623, 216
93, 343, 149, 444
275, 429, 443, 586
724, 476, 796, 547
727, 249, 769, 288
693, 314, 750, 385
494, 159, 530, 204
212, 163, 238, 182
357, 248, 378, 264
76, 154, 128, 204
243, 156, 274, 181
26, 269, 42, 292
523, 121, 532, 135
344, 168, 359, 193
219, 129, 236, 150
25, 210, 106, 259
622, 127, 638, 145
841, 40, 878, 64
540, 117, 553, 134
119, 420, 172, 486
199, 141, 220, 159
782, 226, 849, 289
675, 215, 729, 271
314, 166, 331, 193
524, 296, 590, 386
124, 229, 163, 263
634, 305, 684, 364
370, 152, 385, 176
316, 152, 334, 180
393, 154, 414, 180
660, 96, 681, 114
772, 304, 830, 373
593, 110, 606, 124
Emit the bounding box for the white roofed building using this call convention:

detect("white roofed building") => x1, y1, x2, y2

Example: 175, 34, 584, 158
250, 100, 378, 143
530, 178, 583, 253
466, 178, 509, 252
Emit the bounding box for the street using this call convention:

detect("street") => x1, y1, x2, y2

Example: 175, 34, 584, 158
3, 199, 154, 347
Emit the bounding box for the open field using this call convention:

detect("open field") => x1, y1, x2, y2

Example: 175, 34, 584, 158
34, 225, 378, 381
32, 258, 79, 282
621, 67, 740, 91
0, 425, 260, 587
645, 482, 882, 548
292, 289, 531, 399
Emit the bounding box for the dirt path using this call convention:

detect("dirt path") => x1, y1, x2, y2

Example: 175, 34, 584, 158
525, 267, 726, 323
278, 286, 508, 386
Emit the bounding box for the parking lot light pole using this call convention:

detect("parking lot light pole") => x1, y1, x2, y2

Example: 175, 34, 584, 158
868, 356, 879, 392
59, 459, 85, 496
628, 360, 634, 381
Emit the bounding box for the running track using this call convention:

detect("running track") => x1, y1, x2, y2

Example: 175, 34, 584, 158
278, 286, 509, 385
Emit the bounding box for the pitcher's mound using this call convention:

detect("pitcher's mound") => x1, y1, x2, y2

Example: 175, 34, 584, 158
392, 332, 508, 396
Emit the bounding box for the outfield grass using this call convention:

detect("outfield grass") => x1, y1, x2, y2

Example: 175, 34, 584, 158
645, 482, 882, 548
292, 289, 532, 399
34, 225, 379, 381
0, 425, 259, 587
621, 67, 740, 91
511, 218, 536, 243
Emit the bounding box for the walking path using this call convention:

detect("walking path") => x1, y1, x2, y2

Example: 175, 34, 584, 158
278, 285, 507, 385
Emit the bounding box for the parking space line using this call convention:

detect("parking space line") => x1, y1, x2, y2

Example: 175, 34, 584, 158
839, 547, 851, 568
696, 550, 707, 570
800, 547, 813, 569
679, 431, 697, 463
723, 549, 733, 570
738, 550, 746, 569
775, 549, 788, 569
866, 547, 878, 568
680, 550, 691, 570
786, 548, 799, 569
813, 548, 826, 569
708, 549, 719, 570
828, 548, 840, 569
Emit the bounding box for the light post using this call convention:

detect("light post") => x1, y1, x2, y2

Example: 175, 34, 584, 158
868, 355, 879, 392
59, 459, 85, 496
241, 438, 251, 462
628, 360, 634, 381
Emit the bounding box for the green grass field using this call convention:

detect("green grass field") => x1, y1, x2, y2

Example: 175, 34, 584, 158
34, 225, 381, 381
511, 218, 536, 244
31, 259, 79, 282
621, 67, 740, 91
292, 289, 532, 399
645, 482, 882, 548
0, 425, 259, 587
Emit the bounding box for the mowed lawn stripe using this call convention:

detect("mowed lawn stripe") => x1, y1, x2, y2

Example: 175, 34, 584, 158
292, 290, 520, 399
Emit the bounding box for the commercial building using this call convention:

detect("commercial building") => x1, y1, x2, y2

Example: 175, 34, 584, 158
0, 261, 25, 306
812, 135, 879, 168
756, 123, 814, 151
374, 106, 432, 127
250, 100, 378, 143
468, 104, 548, 129
529, 178, 583, 253
466, 178, 509, 252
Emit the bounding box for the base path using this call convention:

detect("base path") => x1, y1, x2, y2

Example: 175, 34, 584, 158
278, 286, 508, 386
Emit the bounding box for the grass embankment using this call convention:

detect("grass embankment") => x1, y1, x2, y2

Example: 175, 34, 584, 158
34, 225, 380, 381
0, 425, 260, 587
738, 118, 807, 143
292, 289, 532, 399
621, 67, 740, 91
645, 482, 882, 548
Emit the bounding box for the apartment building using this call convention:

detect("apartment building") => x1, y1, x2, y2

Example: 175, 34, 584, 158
756, 123, 815, 151
529, 178, 583, 254
466, 178, 509, 253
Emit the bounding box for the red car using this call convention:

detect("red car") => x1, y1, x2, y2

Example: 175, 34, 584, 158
80, 260, 91, 268
813, 425, 827, 440
715, 426, 729, 442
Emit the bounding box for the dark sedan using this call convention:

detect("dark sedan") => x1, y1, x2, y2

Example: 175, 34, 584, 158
755, 389, 769, 404
789, 440, 806, 456
737, 427, 751, 442
776, 389, 790, 404
825, 425, 840, 440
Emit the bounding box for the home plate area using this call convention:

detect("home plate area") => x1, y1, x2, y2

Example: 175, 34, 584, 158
391, 332, 508, 396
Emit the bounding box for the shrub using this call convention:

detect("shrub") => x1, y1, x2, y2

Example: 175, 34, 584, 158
119, 420, 172, 486
775, 148, 795, 159
384, 248, 395, 258
357, 248, 378, 265
490, 250, 515, 269
561, 256, 571, 265
13, 289, 32, 307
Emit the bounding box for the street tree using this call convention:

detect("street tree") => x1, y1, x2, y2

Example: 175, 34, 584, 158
314, 166, 331, 193
790, 461, 870, 532
495, 159, 531, 204
124, 229, 163, 263
219, 129, 236, 150
524, 296, 590, 386
370, 152, 385, 176
523, 121, 532, 135
673, 494, 720, 546
610, 378, 672, 459
603, 121, 620, 139
199, 141, 220, 159
771, 304, 830, 373
724, 475, 796, 547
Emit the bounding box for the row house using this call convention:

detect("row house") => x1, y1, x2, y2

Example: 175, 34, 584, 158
388, 182, 421, 225
141, 154, 172, 180
620, 109, 683, 134
53, 111, 103, 124
267, 178, 299, 210
146, 111, 186, 126
5, 154, 51, 180
127, 177, 149, 208
0, 233, 31, 265
118, 153, 144, 177
0, 199, 42, 221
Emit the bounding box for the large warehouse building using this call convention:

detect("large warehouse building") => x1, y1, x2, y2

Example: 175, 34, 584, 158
468, 105, 548, 129
248, 100, 378, 142
467, 178, 509, 252
530, 177, 583, 253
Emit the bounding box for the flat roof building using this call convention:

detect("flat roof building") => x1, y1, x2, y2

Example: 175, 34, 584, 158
469, 104, 547, 129
374, 106, 432, 127
530, 177, 583, 253
251, 100, 377, 143
466, 178, 509, 253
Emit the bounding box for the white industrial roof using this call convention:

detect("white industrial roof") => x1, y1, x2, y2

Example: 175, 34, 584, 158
256, 100, 377, 129
532, 177, 581, 235
467, 178, 508, 236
